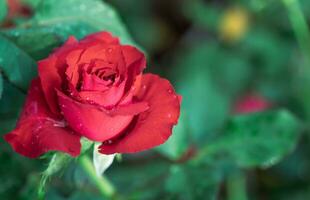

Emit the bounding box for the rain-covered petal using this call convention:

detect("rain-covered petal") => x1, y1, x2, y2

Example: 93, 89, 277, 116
4, 79, 81, 158
99, 74, 181, 154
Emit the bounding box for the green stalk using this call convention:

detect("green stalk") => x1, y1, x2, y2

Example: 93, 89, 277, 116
283, 0, 310, 62
227, 170, 248, 200
79, 155, 116, 198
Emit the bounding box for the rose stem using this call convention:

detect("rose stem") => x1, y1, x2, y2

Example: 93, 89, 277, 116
227, 170, 248, 200
282, 0, 310, 62
79, 155, 116, 198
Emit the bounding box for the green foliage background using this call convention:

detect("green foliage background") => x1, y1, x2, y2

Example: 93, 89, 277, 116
1, 0, 310, 199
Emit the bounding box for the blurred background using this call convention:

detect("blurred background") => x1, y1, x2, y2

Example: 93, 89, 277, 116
1, 0, 310, 199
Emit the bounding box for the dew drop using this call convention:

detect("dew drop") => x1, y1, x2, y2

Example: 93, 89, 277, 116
167, 89, 173, 94
167, 113, 172, 118
142, 85, 147, 89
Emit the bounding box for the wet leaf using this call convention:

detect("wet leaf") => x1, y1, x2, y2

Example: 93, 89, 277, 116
198, 110, 301, 168
24, 0, 136, 45
0, 34, 37, 91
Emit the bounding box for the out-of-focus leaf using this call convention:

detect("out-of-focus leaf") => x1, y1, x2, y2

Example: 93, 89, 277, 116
0, 0, 7, 22
0, 34, 37, 91
171, 41, 235, 142
165, 164, 221, 200
23, 0, 136, 45
156, 108, 190, 160
2, 28, 62, 60
182, 0, 220, 30
240, 28, 294, 100
0, 72, 3, 99
198, 110, 301, 168
93, 143, 115, 176
67, 191, 105, 200
0, 80, 25, 134
107, 157, 170, 199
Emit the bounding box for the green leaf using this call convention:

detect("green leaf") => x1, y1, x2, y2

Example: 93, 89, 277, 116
24, 0, 136, 45
0, 80, 25, 134
0, 34, 37, 91
196, 110, 301, 168
2, 28, 62, 60
171, 41, 231, 142
0, 0, 7, 22
107, 157, 170, 199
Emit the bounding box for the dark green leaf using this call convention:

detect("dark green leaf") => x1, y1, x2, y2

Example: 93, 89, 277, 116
0, 34, 37, 91
197, 110, 301, 168
25, 0, 136, 45
171, 41, 231, 142
107, 157, 170, 199
0, 80, 25, 134
2, 28, 62, 60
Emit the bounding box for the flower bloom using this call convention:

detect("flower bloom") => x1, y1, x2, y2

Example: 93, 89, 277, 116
4, 32, 181, 158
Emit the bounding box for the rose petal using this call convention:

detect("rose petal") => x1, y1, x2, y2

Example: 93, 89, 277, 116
110, 102, 149, 116
79, 80, 126, 107
122, 46, 146, 93
81, 72, 110, 91
122, 46, 146, 70
4, 79, 81, 158
99, 74, 181, 154
65, 49, 84, 87
38, 36, 79, 115
57, 90, 134, 142
81, 32, 120, 45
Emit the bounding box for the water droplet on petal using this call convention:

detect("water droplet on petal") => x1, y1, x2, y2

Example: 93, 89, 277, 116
167, 89, 173, 94
167, 113, 172, 118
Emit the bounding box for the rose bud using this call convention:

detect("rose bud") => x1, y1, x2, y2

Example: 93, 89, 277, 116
233, 93, 271, 114
4, 32, 181, 158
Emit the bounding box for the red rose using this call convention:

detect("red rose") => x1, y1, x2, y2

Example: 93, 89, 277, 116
4, 32, 181, 158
